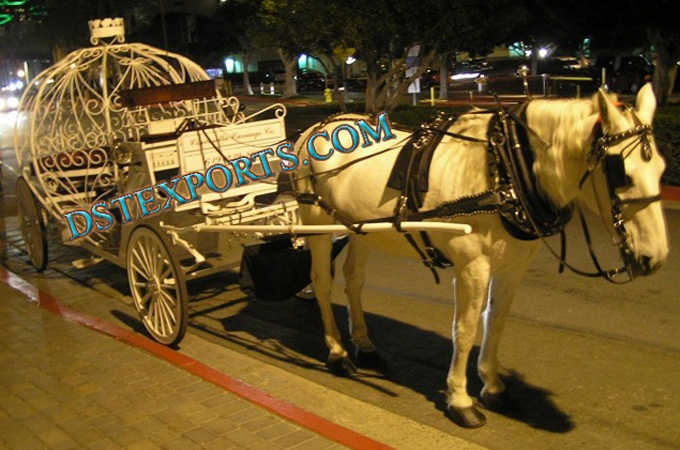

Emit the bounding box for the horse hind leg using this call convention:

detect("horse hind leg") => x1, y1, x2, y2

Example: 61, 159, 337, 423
307, 233, 356, 376
343, 235, 387, 372
445, 260, 490, 428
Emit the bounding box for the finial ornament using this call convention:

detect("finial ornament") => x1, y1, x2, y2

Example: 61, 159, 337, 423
88, 18, 126, 45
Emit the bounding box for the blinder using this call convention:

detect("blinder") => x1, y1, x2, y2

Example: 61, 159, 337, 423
603, 153, 632, 194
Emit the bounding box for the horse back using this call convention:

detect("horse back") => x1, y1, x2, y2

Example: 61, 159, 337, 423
294, 112, 494, 224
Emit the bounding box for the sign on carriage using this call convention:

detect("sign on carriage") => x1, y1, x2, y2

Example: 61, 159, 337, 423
175, 117, 286, 211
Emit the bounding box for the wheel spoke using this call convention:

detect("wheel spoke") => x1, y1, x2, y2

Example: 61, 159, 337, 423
159, 267, 173, 284
130, 258, 150, 282
131, 248, 151, 277
138, 241, 155, 276
139, 290, 152, 310
150, 295, 160, 332
157, 297, 172, 335
155, 296, 167, 336
159, 288, 178, 311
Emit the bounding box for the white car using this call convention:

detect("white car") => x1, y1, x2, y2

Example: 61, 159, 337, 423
0, 92, 19, 111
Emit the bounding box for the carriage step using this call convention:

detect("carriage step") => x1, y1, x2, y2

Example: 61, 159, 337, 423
72, 256, 104, 269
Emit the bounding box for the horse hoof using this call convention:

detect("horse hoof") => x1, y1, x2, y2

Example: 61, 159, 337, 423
480, 389, 510, 413
355, 350, 388, 373
326, 355, 357, 376
445, 405, 486, 428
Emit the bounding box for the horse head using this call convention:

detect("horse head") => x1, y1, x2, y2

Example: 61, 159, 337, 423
580, 84, 669, 278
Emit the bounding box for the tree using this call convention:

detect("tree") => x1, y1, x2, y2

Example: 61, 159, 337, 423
195, 0, 261, 95
38, 0, 156, 58
248, 0, 525, 113
640, 1, 679, 104
517, 0, 679, 104
332, 0, 527, 113
251, 0, 315, 98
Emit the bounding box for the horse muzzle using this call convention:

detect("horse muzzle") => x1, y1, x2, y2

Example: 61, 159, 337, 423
606, 246, 665, 282
630, 255, 660, 277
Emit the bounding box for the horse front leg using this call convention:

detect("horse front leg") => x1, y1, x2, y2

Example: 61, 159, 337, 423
307, 233, 356, 376
476, 239, 538, 411
446, 259, 490, 428
343, 235, 386, 371
477, 272, 522, 412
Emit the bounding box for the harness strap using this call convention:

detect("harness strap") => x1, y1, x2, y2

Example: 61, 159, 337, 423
618, 194, 663, 206
401, 231, 442, 284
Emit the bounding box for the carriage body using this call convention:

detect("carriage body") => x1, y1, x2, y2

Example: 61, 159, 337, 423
13, 18, 299, 345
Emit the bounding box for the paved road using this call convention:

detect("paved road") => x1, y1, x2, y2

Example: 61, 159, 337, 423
1, 109, 679, 449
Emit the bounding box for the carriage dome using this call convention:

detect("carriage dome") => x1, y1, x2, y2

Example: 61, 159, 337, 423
13, 18, 240, 219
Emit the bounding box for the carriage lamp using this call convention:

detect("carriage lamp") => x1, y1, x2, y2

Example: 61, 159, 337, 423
112, 142, 133, 165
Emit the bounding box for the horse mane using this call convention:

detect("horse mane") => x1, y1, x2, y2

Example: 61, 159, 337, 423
525, 96, 601, 208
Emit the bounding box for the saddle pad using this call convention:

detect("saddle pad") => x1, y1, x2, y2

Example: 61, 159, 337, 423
386, 127, 445, 197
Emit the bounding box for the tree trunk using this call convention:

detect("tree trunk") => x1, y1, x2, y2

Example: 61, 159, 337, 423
277, 48, 298, 98
439, 53, 449, 100
668, 64, 678, 99
364, 71, 379, 114
242, 52, 254, 96
363, 51, 435, 114
647, 27, 680, 105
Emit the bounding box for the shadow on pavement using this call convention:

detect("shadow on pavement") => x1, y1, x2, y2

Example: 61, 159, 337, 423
186, 280, 574, 433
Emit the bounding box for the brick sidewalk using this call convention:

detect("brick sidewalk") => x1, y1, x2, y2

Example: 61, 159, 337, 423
0, 281, 348, 450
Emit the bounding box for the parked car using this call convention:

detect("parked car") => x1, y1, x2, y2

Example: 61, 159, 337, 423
0, 89, 20, 112
296, 69, 327, 91
420, 67, 442, 88
450, 56, 595, 96
595, 55, 654, 94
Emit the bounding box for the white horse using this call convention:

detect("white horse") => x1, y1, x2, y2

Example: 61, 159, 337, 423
291, 84, 668, 428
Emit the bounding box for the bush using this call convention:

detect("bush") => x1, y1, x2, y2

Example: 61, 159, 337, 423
285, 101, 680, 186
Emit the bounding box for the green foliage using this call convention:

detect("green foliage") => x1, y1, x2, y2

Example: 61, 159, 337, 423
285, 102, 680, 186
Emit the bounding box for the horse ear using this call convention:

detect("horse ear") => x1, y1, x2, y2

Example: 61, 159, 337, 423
596, 88, 623, 133
635, 82, 656, 124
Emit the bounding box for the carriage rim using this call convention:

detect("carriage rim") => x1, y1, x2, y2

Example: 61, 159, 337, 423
126, 225, 188, 346
16, 176, 48, 272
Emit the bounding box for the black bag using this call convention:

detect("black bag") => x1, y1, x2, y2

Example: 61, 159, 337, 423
239, 236, 348, 301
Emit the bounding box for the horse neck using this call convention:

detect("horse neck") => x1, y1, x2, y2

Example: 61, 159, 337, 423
525, 99, 598, 208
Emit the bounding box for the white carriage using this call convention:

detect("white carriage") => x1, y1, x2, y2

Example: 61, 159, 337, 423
14, 19, 303, 345
14, 18, 473, 347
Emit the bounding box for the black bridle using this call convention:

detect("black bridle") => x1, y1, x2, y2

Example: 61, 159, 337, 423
576, 109, 662, 283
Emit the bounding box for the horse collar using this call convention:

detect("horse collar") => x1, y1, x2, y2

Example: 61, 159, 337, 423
489, 104, 573, 241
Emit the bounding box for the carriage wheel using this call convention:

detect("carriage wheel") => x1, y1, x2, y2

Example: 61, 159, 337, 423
126, 226, 188, 346
16, 177, 48, 272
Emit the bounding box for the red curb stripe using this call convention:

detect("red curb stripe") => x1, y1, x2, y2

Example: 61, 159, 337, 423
662, 185, 680, 202
0, 267, 393, 450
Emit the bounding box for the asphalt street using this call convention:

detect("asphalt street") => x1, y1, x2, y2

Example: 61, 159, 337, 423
1, 108, 678, 449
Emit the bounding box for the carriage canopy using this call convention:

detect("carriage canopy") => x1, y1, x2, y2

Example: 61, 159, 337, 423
14, 18, 240, 215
